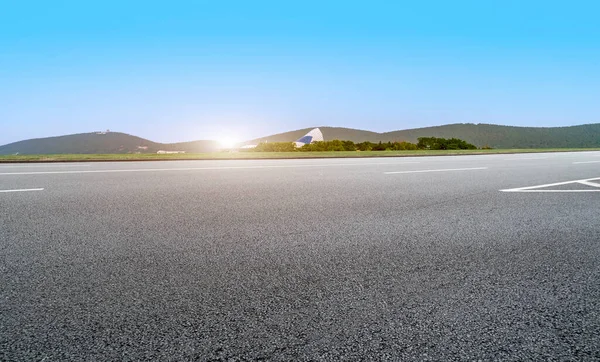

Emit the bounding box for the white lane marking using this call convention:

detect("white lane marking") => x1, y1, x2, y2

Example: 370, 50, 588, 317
578, 180, 600, 188
502, 190, 600, 193
0, 188, 44, 193
0, 164, 92, 168
501, 176, 600, 192
503, 157, 549, 160
0, 162, 419, 176
573, 160, 600, 164
384, 167, 488, 175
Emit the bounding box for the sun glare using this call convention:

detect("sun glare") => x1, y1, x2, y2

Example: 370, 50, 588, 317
218, 137, 239, 149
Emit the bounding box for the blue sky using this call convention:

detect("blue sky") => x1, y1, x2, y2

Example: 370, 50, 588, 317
1, 0, 599, 145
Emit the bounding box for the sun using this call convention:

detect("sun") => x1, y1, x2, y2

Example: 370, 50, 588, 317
218, 137, 239, 149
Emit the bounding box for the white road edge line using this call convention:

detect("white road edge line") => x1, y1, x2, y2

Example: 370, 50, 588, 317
0, 188, 44, 193
0, 162, 420, 176
573, 161, 600, 164
384, 167, 488, 175
500, 176, 600, 192
0, 164, 92, 168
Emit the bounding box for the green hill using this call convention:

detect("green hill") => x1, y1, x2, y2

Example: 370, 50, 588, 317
247, 123, 600, 148
245, 127, 383, 144
2, 123, 600, 154
0, 132, 219, 155
383, 123, 600, 148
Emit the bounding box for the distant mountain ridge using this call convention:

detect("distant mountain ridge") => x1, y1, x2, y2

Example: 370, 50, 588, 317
246, 123, 600, 149
1, 123, 599, 154
0, 132, 220, 155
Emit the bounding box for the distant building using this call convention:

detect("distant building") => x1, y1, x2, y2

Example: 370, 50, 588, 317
239, 129, 324, 149
294, 128, 324, 147
157, 150, 186, 154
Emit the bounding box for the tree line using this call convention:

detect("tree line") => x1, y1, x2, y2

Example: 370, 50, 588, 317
244, 137, 478, 152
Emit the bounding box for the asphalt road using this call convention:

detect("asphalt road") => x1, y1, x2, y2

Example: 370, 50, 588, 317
2, 152, 600, 361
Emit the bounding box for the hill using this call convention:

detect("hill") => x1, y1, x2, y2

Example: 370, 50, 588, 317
383, 123, 600, 148
2, 123, 600, 154
247, 123, 600, 149
245, 127, 383, 144
0, 132, 220, 155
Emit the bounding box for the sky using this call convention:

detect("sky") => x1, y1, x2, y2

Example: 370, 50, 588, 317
1, 0, 599, 145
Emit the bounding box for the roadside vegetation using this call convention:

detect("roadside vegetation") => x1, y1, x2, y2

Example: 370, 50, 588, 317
247, 137, 477, 152
2, 148, 600, 163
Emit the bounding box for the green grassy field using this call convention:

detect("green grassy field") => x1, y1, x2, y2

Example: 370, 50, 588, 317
1, 148, 600, 163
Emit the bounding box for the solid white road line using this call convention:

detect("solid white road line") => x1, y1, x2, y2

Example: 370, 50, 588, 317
0, 162, 419, 176
0, 164, 92, 168
0, 188, 44, 193
504, 157, 549, 160
384, 167, 488, 175
501, 176, 600, 192
573, 160, 600, 164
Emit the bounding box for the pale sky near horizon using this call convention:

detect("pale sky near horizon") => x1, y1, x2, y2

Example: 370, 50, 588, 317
1, 0, 599, 145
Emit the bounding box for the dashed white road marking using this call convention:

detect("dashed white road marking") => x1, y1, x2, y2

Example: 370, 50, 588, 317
501, 176, 600, 193
0, 188, 44, 193
573, 160, 600, 164
384, 167, 488, 175
0, 162, 419, 176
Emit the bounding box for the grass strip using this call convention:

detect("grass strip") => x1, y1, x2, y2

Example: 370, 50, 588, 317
1, 148, 600, 163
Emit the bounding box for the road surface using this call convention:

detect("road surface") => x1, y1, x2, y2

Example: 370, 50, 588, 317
2, 152, 600, 361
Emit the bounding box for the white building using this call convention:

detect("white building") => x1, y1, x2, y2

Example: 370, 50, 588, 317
239, 128, 324, 149
294, 128, 324, 147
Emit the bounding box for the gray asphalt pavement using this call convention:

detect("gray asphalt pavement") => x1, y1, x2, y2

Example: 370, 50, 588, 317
1, 152, 600, 361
